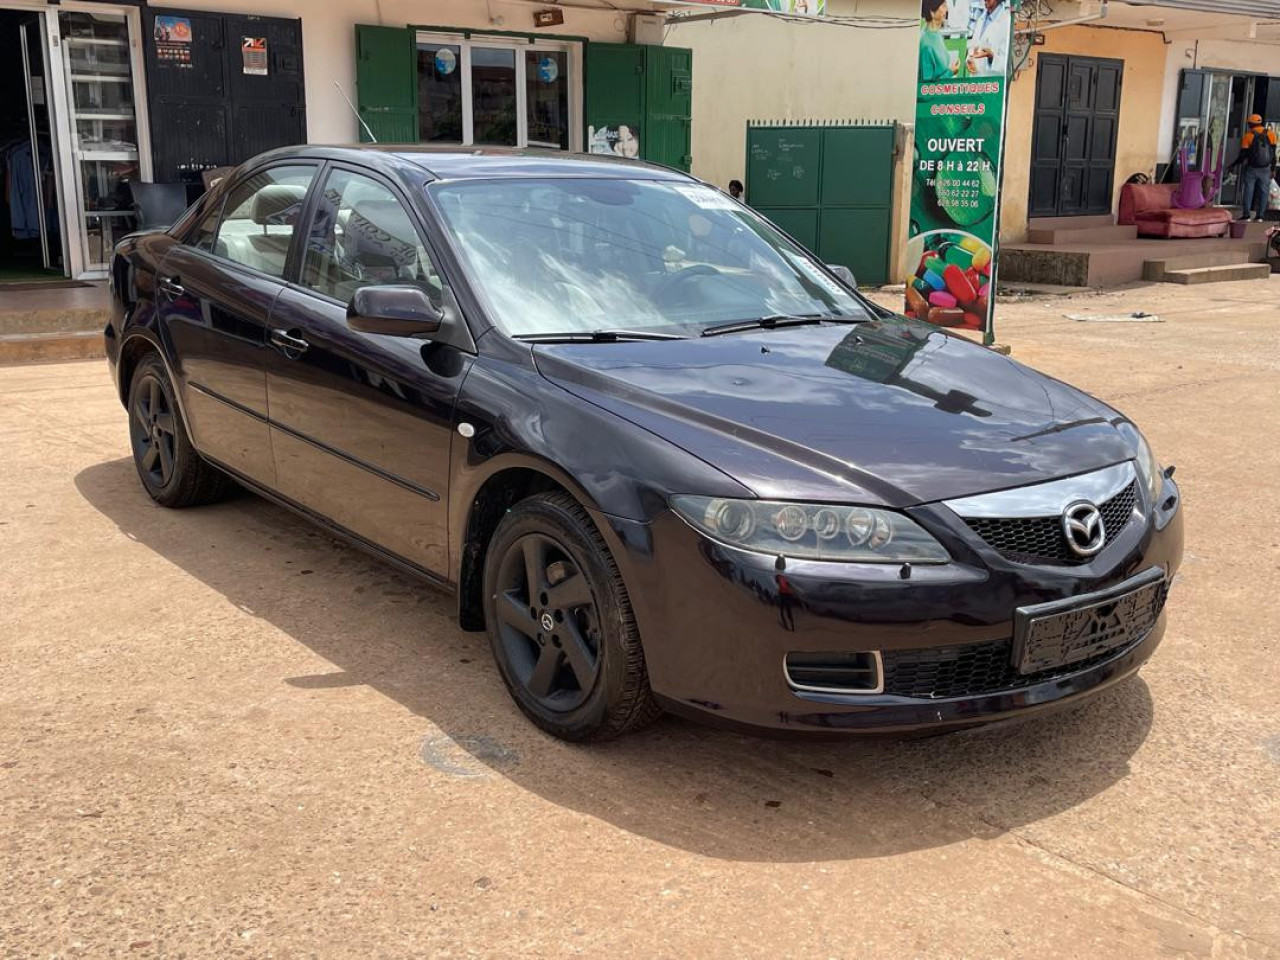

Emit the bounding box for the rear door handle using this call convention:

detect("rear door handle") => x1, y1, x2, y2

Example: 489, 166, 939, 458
157, 275, 185, 299
269, 327, 309, 356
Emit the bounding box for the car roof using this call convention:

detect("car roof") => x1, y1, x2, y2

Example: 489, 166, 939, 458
248, 144, 696, 183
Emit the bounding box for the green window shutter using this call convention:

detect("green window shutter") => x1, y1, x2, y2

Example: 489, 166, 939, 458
355, 24, 418, 143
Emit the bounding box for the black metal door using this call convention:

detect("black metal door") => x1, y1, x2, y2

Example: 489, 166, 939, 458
145, 9, 305, 192
1029, 54, 1122, 218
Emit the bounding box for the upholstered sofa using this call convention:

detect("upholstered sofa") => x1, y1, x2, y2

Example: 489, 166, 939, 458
1117, 182, 1233, 239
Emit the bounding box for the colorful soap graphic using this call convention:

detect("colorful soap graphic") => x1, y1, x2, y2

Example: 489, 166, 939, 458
903, 230, 992, 331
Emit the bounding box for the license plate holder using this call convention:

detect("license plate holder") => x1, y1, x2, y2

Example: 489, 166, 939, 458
1013, 568, 1167, 675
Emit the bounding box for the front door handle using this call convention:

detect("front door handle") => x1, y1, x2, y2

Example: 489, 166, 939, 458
157, 275, 185, 299
269, 327, 309, 356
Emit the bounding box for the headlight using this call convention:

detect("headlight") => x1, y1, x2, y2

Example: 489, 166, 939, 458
670, 496, 950, 563
1117, 422, 1163, 505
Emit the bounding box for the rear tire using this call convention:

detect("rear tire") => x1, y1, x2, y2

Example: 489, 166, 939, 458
483, 491, 662, 741
127, 354, 232, 508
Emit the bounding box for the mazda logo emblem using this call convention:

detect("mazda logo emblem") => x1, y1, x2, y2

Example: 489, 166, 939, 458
1062, 500, 1106, 557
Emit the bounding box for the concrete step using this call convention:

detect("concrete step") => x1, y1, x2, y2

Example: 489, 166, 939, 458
1027, 214, 1115, 231
1160, 263, 1272, 285
1027, 224, 1138, 245
0, 308, 107, 337
0, 330, 105, 365
1143, 250, 1252, 281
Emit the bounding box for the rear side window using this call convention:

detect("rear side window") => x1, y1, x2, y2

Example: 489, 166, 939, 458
210, 165, 316, 278
188, 202, 223, 253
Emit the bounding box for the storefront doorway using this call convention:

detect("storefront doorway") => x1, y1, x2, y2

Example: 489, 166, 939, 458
0, 1, 151, 281
1028, 54, 1123, 219
1172, 70, 1276, 207
0, 8, 62, 281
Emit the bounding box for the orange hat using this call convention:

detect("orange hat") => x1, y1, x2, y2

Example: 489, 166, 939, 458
1248, 113, 1263, 124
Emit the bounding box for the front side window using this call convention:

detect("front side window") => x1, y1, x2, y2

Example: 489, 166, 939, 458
300, 169, 443, 305
430, 178, 868, 337
213, 165, 316, 278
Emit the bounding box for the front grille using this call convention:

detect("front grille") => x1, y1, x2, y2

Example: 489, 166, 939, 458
964, 481, 1138, 565
881, 629, 1156, 700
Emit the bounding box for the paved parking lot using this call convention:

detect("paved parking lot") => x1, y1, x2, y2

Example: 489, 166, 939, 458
2, 278, 1278, 958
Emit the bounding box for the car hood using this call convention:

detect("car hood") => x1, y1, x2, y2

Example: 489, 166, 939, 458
533, 319, 1135, 507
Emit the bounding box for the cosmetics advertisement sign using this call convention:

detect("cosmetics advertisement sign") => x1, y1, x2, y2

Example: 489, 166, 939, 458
906, 0, 1016, 340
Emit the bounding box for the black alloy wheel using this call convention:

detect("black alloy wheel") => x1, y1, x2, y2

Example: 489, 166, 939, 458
130, 371, 177, 489
483, 492, 661, 741
126, 354, 232, 508
494, 531, 602, 711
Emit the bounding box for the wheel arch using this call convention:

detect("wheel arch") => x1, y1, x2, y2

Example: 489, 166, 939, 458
454, 456, 608, 632
117, 331, 195, 443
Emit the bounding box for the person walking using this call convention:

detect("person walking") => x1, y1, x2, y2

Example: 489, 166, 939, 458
1232, 114, 1276, 222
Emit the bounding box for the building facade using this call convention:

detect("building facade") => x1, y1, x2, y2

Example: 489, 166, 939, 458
672, 0, 1280, 281
0, 0, 686, 279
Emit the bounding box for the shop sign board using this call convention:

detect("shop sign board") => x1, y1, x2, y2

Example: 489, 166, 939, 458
905, 0, 1017, 343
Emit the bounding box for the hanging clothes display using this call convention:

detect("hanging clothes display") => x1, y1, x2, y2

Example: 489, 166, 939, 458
5, 140, 40, 240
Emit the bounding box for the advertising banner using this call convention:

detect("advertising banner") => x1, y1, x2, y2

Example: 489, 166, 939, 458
905, 0, 1016, 342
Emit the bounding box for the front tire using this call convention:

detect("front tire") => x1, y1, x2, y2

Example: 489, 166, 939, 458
127, 354, 232, 508
483, 491, 661, 741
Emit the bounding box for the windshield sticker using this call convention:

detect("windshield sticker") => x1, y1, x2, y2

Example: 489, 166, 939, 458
792, 255, 851, 297
673, 184, 740, 210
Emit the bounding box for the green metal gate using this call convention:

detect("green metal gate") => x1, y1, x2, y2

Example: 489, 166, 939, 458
745, 120, 897, 286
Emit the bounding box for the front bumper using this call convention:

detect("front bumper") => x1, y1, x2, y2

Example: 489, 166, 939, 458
598, 477, 1183, 735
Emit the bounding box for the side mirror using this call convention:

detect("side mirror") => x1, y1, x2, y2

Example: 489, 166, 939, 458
827, 264, 857, 288
347, 284, 444, 337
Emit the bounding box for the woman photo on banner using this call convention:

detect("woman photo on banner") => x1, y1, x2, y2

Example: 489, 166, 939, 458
919, 0, 961, 82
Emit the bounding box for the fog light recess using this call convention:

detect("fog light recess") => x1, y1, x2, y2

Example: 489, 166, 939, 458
784, 651, 883, 694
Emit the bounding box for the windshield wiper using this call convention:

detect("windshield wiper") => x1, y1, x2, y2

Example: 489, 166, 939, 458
514, 329, 686, 343
699, 314, 866, 338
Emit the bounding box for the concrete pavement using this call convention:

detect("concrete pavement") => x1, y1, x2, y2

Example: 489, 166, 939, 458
1, 278, 1278, 958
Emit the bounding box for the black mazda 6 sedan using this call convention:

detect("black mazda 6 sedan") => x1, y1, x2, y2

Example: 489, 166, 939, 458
105, 145, 1183, 741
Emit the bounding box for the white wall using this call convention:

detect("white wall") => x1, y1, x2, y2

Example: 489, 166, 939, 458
664, 0, 917, 191
149, 0, 629, 144
1157, 38, 1280, 165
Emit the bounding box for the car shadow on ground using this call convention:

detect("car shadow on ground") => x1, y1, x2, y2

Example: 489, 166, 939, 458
76, 458, 1154, 863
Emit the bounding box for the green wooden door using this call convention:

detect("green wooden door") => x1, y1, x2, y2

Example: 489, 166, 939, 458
746, 123, 895, 285
585, 43, 646, 157
645, 46, 692, 171
585, 43, 692, 170
355, 25, 418, 143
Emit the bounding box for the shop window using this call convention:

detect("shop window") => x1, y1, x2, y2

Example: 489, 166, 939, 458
417, 41, 462, 142
415, 33, 578, 151
526, 50, 568, 150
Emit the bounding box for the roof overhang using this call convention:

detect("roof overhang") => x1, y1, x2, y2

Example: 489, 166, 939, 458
1029, 0, 1280, 44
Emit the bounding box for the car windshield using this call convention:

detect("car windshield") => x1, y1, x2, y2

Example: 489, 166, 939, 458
428, 177, 869, 338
